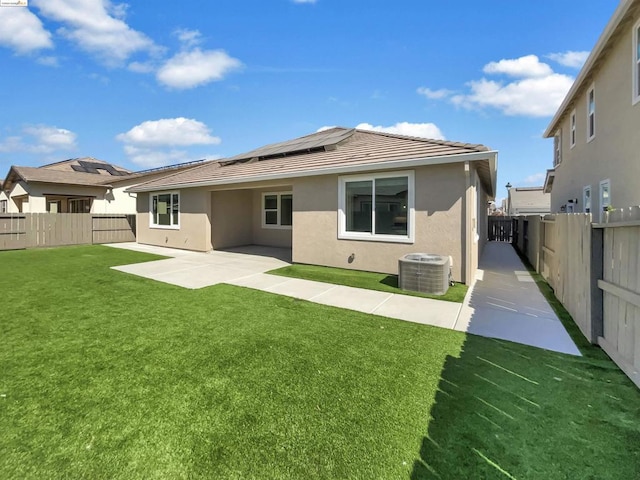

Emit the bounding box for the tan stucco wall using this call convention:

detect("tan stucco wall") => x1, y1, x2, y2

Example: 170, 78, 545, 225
136, 188, 212, 252
211, 190, 253, 249
551, 9, 640, 217
292, 164, 467, 281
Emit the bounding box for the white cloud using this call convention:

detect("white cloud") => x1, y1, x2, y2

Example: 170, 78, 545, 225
121, 145, 191, 168
355, 122, 445, 140
523, 172, 546, 185
316, 126, 336, 132
116, 117, 221, 167
547, 50, 590, 69
37, 56, 59, 67
449, 55, 574, 117
0, 6, 53, 54
483, 55, 553, 78
174, 28, 202, 49
31, 0, 157, 65
116, 117, 220, 147
417, 87, 453, 100
156, 49, 242, 89
0, 125, 77, 154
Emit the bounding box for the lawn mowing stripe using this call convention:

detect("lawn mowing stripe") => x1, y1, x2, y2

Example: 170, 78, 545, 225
477, 356, 540, 385
474, 373, 540, 408
472, 448, 519, 480
474, 396, 515, 420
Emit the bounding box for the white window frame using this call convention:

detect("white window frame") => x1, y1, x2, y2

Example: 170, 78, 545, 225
554, 130, 562, 166
599, 179, 611, 223
587, 84, 596, 142
583, 185, 591, 214
150, 191, 180, 229
633, 19, 640, 105
338, 170, 415, 244
0, 199, 7, 213
570, 110, 576, 148
261, 192, 292, 229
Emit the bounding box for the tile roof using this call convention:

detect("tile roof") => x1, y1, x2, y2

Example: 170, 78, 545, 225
131, 127, 494, 193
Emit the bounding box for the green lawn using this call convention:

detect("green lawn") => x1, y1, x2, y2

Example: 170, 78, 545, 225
267, 264, 468, 303
1, 246, 639, 479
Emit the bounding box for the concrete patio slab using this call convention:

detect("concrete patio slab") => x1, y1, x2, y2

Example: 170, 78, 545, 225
105, 242, 581, 355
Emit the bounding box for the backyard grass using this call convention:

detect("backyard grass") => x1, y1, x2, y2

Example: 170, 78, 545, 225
1, 245, 639, 479
267, 264, 468, 303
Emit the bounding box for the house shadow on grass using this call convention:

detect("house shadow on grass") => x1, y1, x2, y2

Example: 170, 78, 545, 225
409, 256, 640, 479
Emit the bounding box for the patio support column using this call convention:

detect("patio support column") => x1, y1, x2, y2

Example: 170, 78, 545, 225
464, 161, 473, 285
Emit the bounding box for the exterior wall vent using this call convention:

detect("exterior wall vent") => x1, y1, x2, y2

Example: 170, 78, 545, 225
398, 253, 450, 295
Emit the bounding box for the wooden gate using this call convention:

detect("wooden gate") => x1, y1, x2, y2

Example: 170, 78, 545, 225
488, 216, 516, 242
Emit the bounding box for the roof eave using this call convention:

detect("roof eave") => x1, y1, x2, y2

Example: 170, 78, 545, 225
129, 150, 498, 193
543, 0, 635, 138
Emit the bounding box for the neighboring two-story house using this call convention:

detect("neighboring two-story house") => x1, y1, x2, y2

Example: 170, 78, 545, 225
544, 0, 640, 221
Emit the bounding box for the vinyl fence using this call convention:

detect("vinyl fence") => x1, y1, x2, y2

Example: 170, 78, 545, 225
0, 213, 136, 251
515, 210, 640, 388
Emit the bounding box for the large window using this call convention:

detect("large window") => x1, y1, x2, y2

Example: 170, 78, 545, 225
262, 192, 292, 228
151, 192, 179, 228
339, 171, 414, 243
634, 20, 640, 104
587, 85, 596, 142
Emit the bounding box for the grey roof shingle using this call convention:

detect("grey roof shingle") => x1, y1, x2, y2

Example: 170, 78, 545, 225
131, 127, 493, 192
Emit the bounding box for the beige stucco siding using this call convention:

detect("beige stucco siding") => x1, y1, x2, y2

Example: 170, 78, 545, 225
551, 8, 640, 216
211, 190, 253, 249
292, 164, 466, 281
136, 188, 212, 252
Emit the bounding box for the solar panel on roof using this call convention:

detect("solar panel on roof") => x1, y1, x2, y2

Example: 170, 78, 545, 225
226, 128, 354, 162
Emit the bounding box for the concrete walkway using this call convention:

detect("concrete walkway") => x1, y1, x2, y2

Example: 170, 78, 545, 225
454, 242, 581, 355
105, 242, 580, 355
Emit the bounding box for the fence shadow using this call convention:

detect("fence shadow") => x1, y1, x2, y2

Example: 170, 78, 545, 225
409, 241, 639, 479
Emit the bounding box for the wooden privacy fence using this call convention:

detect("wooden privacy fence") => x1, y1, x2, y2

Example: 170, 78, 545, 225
0, 213, 136, 251
515, 210, 640, 389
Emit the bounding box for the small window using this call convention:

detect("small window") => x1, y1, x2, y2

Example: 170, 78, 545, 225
0, 200, 6, 213
554, 131, 562, 166
150, 191, 180, 228
583, 185, 591, 213
587, 85, 595, 141
570, 110, 576, 147
339, 171, 414, 243
634, 20, 640, 104
262, 192, 292, 228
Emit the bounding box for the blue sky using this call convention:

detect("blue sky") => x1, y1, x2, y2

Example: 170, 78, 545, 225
0, 0, 619, 202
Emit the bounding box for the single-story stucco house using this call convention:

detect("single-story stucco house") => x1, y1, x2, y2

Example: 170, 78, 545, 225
129, 127, 498, 284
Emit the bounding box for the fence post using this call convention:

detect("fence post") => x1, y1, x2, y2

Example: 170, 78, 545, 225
590, 225, 604, 343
